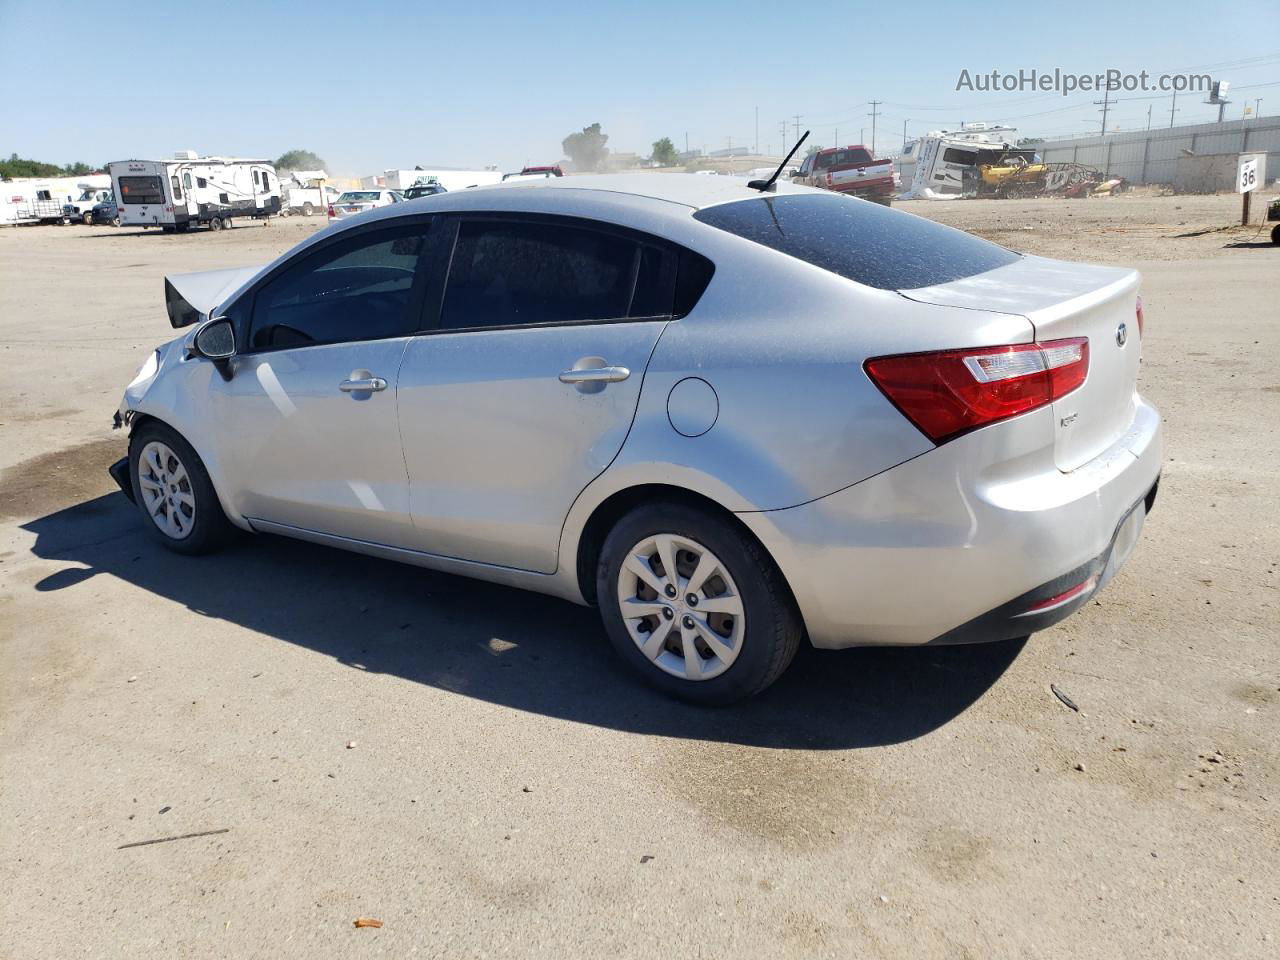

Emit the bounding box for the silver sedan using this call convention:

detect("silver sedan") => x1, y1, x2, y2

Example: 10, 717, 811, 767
111, 174, 1161, 704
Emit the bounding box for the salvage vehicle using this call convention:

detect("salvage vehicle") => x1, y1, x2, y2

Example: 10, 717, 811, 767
109, 173, 1161, 704
792, 146, 895, 204
91, 197, 120, 226
327, 188, 402, 221
62, 185, 114, 224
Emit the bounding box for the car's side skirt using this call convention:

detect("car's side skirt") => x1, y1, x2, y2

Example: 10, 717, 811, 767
246, 518, 586, 605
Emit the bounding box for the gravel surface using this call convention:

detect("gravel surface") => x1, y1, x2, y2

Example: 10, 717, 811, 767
2, 196, 1277, 959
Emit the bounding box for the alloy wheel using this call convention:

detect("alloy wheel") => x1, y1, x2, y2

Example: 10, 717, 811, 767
137, 441, 196, 540
615, 533, 745, 681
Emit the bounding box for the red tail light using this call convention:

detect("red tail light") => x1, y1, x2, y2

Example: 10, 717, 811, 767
327, 205, 335, 217
1135, 295, 1144, 337
864, 338, 1089, 444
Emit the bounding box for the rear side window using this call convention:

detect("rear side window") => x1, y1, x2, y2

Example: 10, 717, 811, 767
440, 219, 670, 330
693, 193, 1019, 291
118, 176, 164, 204
249, 226, 428, 350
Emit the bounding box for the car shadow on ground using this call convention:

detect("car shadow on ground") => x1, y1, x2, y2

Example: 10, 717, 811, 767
23, 493, 1025, 750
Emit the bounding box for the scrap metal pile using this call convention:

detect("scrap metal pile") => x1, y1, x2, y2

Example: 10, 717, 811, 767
977, 156, 1128, 199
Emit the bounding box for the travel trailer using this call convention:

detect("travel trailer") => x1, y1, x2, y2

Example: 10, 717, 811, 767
899, 124, 1028, 200
1, 173, 111, 225
107, 153, 281, 231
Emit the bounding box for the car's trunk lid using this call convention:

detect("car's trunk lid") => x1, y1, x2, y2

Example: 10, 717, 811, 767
900, 254, 1141, 471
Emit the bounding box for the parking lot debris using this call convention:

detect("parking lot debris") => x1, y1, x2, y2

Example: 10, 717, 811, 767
1051, 684, 1080, 712
1074, 763, 1087, 772
353, 917, 383, 929
640, 855, 654, 864
127, 676, 137, 683
117, 828, 229, 850
158, 806, 171, 814
346, 741, 357, 749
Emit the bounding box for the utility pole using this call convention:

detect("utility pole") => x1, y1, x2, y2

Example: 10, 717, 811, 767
793, 114, 803, 141
1169, 89, 1178, 128
754, 106, 759, 154
684, 132, 689, 159
902, 119, 908, 146
1094, 85, 1113, 135
834, 127, 838, 147
1255, 98, 1263, 119
780, 120, 789, 155
1146, 104, 1152, 131
867, 101, 882, 155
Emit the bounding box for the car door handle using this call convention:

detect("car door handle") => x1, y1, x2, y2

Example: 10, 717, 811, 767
558, 366, 630, 384
339, 377, 387, 392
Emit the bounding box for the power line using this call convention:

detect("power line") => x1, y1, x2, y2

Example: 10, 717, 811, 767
867, 101, 882, 155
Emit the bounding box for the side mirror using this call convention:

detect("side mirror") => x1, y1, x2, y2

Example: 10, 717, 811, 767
193, 317, 236, 379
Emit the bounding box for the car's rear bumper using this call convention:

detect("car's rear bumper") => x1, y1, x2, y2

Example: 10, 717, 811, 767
737, 395, 1162, 649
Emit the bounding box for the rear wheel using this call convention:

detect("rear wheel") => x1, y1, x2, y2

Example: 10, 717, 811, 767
1272, 223, 1280, 245
302, 202, 314, 217
209, 217, 223, 231
82, 211, 94, 225
129, 422, 235, 555
597, 502, 801, 705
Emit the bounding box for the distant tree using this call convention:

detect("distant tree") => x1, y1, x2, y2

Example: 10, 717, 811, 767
275, 149, 326, 171
0, 153, 63, 178
1017, 137, 1044, 146
62, 161, 94, 176
561, 123, 610, 172
650, 137, 678, 167
804, 143, 824, 157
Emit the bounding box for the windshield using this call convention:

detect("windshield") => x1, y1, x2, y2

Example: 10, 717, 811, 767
336, 191, 381, 203
693, 193, 1020, 291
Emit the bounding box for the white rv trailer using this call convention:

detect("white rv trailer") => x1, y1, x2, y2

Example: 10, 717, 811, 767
1, 173, 111, 225
107, 152, 281, 232
899, 124, 1024, 200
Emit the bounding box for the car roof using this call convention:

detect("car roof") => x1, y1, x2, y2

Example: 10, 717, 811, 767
487, 172, 812, 210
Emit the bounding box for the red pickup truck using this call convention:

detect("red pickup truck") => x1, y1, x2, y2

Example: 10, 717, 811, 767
792, 146, 895, 205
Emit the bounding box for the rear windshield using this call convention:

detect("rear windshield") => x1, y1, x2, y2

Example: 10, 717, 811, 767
816, 147, 872, 168
337, 191, 381, 202
693, 193, 1020, 291
117, 176, 164, 205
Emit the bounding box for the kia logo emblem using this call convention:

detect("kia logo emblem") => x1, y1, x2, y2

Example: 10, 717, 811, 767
1116, 323, 1128, 347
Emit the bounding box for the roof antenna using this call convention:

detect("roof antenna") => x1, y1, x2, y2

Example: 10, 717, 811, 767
748, 130, 809, 193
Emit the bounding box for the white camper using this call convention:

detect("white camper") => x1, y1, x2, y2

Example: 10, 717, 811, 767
108, 152, 281, 231
0, 173, 112, 225
899, 124, 1022, 200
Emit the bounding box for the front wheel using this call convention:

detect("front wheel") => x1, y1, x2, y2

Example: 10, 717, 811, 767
209, 217, 223, 231
82, 211, 94, 225
597, 502, 802, 705
1272, 223, 1280, 245
129, 422, 235, 555
302, 202, 314, 217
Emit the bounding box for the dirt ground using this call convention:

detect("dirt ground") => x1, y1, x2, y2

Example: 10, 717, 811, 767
1, 194, 1277, 959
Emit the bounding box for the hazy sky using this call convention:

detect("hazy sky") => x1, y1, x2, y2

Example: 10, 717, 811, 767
3, 0, 1276, 175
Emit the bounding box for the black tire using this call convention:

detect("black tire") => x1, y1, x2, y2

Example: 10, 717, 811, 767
224, 217, 233, 229
209, 217, 223, 231
175, 221, 189, 234
82, 211, 94, 225
302, 202, 314, 217
129, 421, 236, 555
597, 502, 802, 705
1272, 223, 1280, 246
111, 216, 121, 227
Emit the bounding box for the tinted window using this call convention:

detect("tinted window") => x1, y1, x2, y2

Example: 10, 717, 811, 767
942, 148, 977, 165
118, 176, 164, 204
249, 227, 427, 350
693, 194, 1019, 291
817, 148, 872, 168
440, 219, 661, 330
